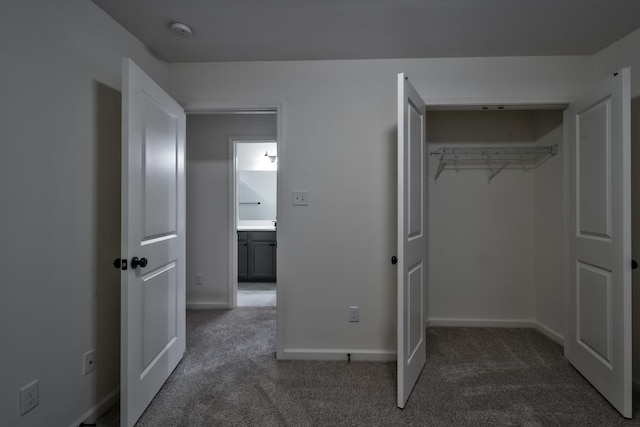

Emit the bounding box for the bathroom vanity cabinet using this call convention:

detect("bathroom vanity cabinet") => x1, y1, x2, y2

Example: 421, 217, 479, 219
238, 231, 276, 282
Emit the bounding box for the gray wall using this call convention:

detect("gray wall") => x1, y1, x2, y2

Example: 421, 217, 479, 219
533, 111, 565, 339
169, 57, 594, 358
0, 1, 168, 426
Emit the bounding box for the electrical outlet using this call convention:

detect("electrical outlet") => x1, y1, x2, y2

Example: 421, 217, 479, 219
83, 349, 96, 375
19, 380, 39, 416
293, 190, 308, 206
349, 306, 360, 323
195, 274, 203, 286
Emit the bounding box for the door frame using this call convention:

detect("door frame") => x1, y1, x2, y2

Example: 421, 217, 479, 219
184, 102, 285, 359
228, 135, 278, 307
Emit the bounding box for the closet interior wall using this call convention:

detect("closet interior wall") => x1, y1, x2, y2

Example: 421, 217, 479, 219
426, 109, 565, 339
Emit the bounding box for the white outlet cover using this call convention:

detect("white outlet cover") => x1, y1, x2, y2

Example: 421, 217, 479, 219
293, 190, 308, 206
19, 380, 39, 416
83, 349, 96, 375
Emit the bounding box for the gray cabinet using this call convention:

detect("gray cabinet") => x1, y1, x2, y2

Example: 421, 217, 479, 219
237, 231, 249, 280
238, 231, 276, 282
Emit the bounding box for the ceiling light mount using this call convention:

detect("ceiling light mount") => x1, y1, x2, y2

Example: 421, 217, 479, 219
170, 22, 193, 38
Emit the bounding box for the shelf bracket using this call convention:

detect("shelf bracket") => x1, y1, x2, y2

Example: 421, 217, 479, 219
487, 161, 510, 182
434, 152, 446, 181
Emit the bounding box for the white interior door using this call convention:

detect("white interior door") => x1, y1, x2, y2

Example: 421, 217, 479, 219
121, 58, 186, 427
397, 73, 427, 408
564, 68, 631, 417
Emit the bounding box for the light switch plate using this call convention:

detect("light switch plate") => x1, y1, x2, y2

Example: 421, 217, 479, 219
293, 191, 308, 206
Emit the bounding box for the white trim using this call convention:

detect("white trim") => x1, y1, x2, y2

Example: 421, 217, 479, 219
229, 138, 237, 309
68, 387, 119, 427
275, 104, 286, 360
427, 318, 535, 328
562, 107, 571, 359
282, 348, 396, 361
183, 101, 280, 113
424, 97, 572, 109
186, 302, 229, 309
534, 321, 565, 345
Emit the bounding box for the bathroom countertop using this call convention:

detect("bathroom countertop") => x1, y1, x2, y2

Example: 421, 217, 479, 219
237, 225, 276, 231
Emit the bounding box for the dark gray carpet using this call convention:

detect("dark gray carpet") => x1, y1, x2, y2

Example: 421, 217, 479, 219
97, 308, 640, 426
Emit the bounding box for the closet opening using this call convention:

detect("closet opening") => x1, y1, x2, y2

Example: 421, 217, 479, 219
426, 106, 566, 342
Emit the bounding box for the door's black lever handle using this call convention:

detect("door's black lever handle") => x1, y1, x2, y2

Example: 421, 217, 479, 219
131, 257, 148, 269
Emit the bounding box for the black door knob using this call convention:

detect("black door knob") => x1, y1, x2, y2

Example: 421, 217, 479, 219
131, 257, 148, 268
633, 259, 638, 270
113, 258, 121, 269
391, 256, 398, 265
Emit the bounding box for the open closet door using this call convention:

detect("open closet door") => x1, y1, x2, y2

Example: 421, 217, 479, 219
396, 73, 427, 408
564, 68, 631, 418
120, 58, 186, 427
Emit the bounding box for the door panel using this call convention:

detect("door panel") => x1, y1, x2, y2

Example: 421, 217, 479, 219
397, 73, 427, 408
121, 58, 186, 427
565, 68, 631, 418
577, 262, 612, 365
238, 239, 249, 279
142, 263, 178, 368
407, 263, 424, 361
577, 98, 611, 238
143, 95, 179, 237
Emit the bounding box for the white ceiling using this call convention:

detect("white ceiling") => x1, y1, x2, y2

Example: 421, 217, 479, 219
91, 0, 640, 63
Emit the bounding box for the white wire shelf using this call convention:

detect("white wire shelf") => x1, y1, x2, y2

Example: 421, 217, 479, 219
430, 145, 558, 182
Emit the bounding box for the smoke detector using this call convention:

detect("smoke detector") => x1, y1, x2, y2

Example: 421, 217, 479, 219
170, 22, 193, 38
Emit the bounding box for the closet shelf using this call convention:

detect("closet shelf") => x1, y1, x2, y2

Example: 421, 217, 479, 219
430, 145, 558, 182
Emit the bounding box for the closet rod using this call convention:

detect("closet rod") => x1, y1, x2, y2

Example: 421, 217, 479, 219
429, 145, 557, 157
430, 145, 558, 182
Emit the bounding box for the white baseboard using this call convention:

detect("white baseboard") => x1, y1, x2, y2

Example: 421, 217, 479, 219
186, 302, 229, 309
427, 318, 535, 328
282, 348, 396, 361
69, 387, 119, 427
533, 321, 564, 345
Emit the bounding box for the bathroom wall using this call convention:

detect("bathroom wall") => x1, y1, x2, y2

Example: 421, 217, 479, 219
237, 142, 277, 224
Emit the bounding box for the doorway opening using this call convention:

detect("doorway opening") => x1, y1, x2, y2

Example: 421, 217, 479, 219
184, 110, 279, 307
233, 139, 278, 307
